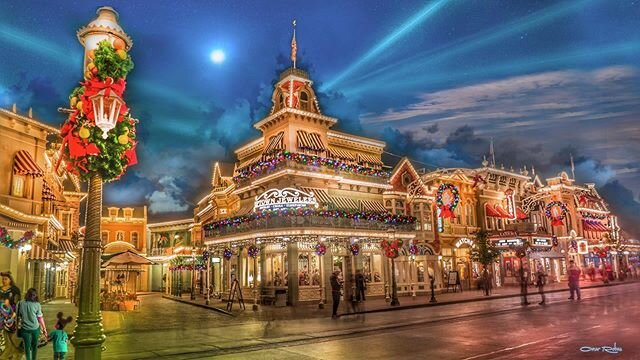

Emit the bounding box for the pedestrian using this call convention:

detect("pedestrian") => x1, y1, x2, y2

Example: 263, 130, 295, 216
519, 261, 530, 305
0, 272, 21, 307
355, 270, 366, 302
588, 264, 596, 281
49, 312, 73, 360
330, 270, 342, 319
567, 260, 581, 300
535, 262, 547, 305
16, 288, 48, 360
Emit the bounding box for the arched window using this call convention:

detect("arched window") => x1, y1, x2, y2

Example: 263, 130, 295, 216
116, 231, 125, 242
278, 93, 284, 109
101, 231, 109, 245
299, 91, 309, 111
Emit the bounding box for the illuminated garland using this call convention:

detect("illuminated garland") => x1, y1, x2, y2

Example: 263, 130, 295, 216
436, 183, 460, 219
233, 151, 390, 182
350, 243, 360, 256
169, 264, 205, 271
545, 201, 569, 226
580, 211, 607, 220
315, 242, 327, 256
204, 208, 416, 231
59, 40, 137, 182
380, 239, 403, 258
0, 227, 34, 249
247, 245, 259, 258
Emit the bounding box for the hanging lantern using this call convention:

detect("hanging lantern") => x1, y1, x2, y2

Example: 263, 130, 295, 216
91, 88, 123, 139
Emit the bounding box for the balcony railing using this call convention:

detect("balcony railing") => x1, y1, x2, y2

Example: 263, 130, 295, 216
236, 159, 389, 188
204, 215, 414, 239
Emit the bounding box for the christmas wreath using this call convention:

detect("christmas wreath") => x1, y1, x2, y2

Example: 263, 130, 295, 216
437, 183, 460, 219
247, 245, 259, 258
409, 241, 419, 255
202, 250, 210, 262
545, 201, 569, 226
223, 248, 233, 260
380, 239, 403, 258
0, 227, 34, 249
350, 243, 360, 256
58, 39, 137, 182
315, 242, 327, 256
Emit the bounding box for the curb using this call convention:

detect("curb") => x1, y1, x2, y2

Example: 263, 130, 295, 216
162, 295, 235, 316
340, 280, 638, 317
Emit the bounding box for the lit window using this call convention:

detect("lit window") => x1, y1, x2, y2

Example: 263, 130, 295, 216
299, 92, 309, 111
131, 232, 139, 248
11, 175, 25, 197
101, 231, 109, 244
116, 231, 124, 242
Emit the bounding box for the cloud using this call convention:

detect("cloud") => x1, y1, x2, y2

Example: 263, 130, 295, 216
146, 176, 190, 214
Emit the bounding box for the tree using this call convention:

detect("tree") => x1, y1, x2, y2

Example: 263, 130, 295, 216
470, 230, 501, 296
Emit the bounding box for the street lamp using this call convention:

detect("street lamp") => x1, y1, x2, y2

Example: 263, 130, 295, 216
91, 89, 123, 139
387, 227, 400, 306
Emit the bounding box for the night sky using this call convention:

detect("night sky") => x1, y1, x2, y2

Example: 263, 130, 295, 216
1, 1, 639, 235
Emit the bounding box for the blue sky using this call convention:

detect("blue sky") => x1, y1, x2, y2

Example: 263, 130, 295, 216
1, 0, 639, 234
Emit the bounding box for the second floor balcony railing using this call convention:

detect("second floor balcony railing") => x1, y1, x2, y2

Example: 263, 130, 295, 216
204, 214, 415, 239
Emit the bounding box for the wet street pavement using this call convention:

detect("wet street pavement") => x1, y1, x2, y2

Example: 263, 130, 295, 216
38, 282, 639, 359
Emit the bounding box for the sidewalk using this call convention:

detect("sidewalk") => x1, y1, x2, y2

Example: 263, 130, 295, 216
164, 278, 639, 320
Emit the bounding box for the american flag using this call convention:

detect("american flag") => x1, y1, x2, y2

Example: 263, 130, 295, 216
291, 20, 297, 67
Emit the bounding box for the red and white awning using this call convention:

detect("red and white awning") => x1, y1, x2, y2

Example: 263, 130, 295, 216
485, 203, 502, 218
13, 150, 44, 177
582, 219, 609, 232
27, 244, 61, 262
516, 207, 529, 220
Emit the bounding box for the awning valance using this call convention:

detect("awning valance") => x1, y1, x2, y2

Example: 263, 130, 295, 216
27, 244, 61, 262
297, 130, 325, 152
13, 150, 44, 177
327, 147, 356, 161
263, 131, 285, 155
357, 153, 384, 166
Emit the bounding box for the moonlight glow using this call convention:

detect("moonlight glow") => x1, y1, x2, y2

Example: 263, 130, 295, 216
210, 49, 225, 64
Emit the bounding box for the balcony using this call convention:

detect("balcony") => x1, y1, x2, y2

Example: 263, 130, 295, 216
204, 214, 414, 239
235, 158, 389, 189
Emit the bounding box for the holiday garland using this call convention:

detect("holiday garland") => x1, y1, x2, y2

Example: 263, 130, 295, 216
58, 39, 137, 182
203, 208, 416, 231
592, 246, 610, 259
380, 239, 403, 258
233, 151, 390, 182
436, 183, 460, 219
0, 227, 34, 249
169, 256, 205, 271
545, 201, 569, 226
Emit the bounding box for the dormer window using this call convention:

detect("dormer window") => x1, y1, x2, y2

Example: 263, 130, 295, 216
299, 91, 309, 111
123, 208, 133, 219
278, 93, 284, 110
108, 208, 118, 218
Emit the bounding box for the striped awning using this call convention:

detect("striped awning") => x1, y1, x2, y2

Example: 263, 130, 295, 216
300, 188, 358, 210
236, 204, 254, 216
516, 207, 529, 220
327, 147, 356, 161
494, 205, 512, 219
13, 150, 44, 177
236, 154, 262, 171
58, 239, 77, 252
42, 179, 56, 201
582, 219, 609, 232
27, 243, 61, 262
297, 130, 325, 152
485, 203, 502, 218
263, 132, 285, 155
360, 199, 388, 213
357, 153, 384, 166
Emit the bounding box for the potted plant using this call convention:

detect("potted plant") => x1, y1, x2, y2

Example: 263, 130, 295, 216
123, 292, 138, 311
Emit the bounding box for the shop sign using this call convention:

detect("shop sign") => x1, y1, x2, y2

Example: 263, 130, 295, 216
493, 238, 523, 248
455, 238, 474, 248
505, 189, 517, 220
577, 240, 589, 254
533, 238, 552, 247
254, 187, 318, 211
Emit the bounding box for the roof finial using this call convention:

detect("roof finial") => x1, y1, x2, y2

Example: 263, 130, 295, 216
291, 20, 297, 69
570, 153, 575, 180
489, 138, 496, 168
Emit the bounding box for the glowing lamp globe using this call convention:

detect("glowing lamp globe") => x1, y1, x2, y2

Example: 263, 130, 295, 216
90, 89, 123, 139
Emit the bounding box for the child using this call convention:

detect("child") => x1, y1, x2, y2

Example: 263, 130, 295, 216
49, 312, 73, 360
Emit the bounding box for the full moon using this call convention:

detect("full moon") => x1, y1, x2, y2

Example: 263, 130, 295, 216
210, 49, 225, 64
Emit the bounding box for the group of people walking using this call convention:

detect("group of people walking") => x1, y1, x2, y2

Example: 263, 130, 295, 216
0, 272, 73, 360
520, 259, 583, 305
330, 269, 367, 319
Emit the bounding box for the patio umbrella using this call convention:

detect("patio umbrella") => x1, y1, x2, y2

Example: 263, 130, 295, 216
102, 250, 154, 293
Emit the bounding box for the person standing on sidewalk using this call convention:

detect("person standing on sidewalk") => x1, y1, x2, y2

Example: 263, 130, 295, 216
330, 270, 342, 319
568, 260, 582, 300
355, 270, 366, 302
16, 288, 47, 360
535, 262, 547, 305
519, 262, 530, 305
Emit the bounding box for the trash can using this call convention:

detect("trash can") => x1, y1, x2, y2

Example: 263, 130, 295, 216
275, 289, 287, 307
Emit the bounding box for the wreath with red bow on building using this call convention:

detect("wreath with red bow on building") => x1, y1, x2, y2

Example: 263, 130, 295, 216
315, 242, 327, 256
223, 248, 233, 260
380, 239, 404, 258
58, 39, 137, 182
545, 201, 569, 226
436, 183, 460, 219
350, 243, 360, 256
247, 245, 259, 258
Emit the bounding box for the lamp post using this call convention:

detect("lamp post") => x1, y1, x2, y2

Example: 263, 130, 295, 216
71, 7, 134, 358
388, 227, 400, 306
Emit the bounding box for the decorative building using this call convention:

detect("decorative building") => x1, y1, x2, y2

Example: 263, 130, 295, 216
100, 205, 149, 292
0, 105, 85, 300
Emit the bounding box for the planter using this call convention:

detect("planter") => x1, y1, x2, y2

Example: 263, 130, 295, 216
123, 300, 136, 311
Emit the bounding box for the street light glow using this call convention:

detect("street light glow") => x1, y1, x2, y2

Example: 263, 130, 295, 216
210, 49, 225, 64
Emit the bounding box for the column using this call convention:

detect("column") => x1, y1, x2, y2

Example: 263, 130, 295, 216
322, 247, 332, 304
260, 246, 267, 300
287, 242, 299, 306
